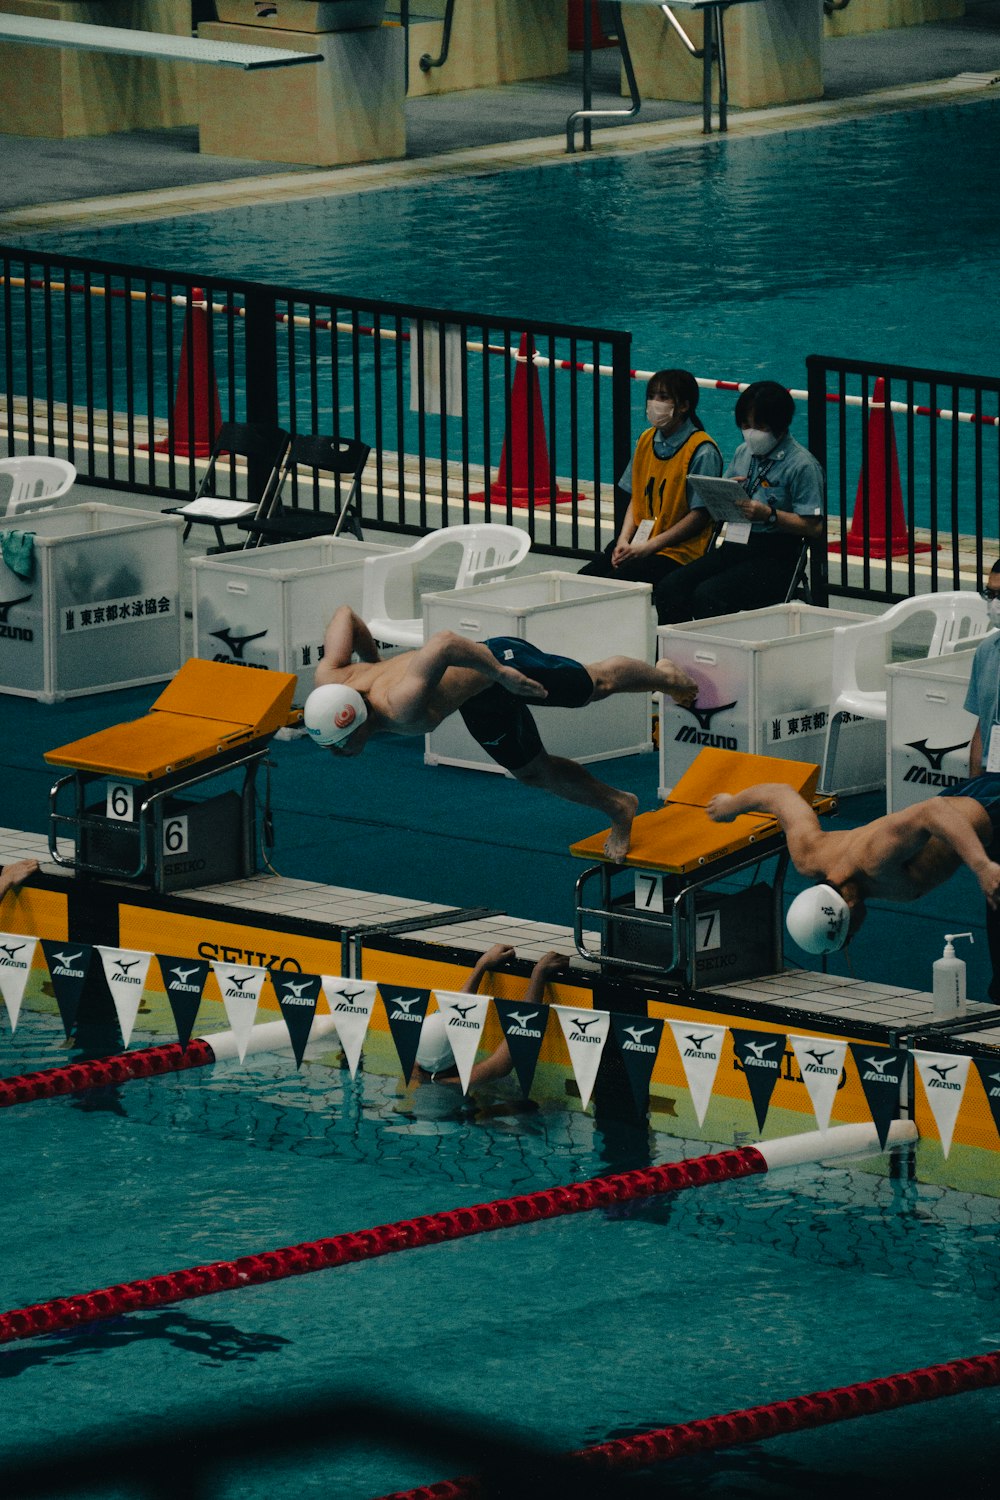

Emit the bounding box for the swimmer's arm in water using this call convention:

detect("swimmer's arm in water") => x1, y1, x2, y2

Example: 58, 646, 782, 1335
707, 783, 828, 878
386, 631, 548, 725
468, 950, 569, 1086
315, 606, 380, 682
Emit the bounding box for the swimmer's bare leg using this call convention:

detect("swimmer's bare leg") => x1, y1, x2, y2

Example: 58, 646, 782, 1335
585, 654, 698, 710
0, 857, 39, 899
512, 752, 639, 863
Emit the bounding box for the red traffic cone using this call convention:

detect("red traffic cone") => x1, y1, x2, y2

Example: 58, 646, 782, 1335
151, 289, 221, 457
473, 333, 575, 509
830, 377, 932, 558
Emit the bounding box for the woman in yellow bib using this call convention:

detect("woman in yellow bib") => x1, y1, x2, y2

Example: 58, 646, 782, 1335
579, 369, 721, 621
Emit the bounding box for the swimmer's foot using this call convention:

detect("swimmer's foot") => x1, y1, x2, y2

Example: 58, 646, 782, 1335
603, 792, 639, 863
655, 657, 698, 709
0, 857, 39, 898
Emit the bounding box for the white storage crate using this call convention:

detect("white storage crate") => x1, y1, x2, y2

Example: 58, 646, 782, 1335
423, 571, 655, 771
656, 602, 868, 797
0, 503, 183, 702
191, 535, 403, 706
885, 647, 978, 812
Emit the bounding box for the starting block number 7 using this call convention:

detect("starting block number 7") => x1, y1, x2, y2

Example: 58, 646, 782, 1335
633, 873, 721, 950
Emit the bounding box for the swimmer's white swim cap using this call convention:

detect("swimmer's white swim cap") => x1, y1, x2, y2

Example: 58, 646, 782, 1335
415, 1011, 455, 1075
785, 883, 851, 955
303, 684, 367, 747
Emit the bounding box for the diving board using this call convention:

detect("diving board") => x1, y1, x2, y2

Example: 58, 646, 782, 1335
0, 13, 322, 68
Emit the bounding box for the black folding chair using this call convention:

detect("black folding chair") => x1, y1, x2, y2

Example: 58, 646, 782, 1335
162, 422, 290, 552
238, 434, 370, 547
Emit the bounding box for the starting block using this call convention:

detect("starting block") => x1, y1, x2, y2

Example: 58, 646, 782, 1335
570, 748, 835, 990
44, 659, 296, 892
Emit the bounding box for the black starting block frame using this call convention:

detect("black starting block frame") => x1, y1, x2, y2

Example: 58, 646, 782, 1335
574, 835, 791, 993
48, 738, 269, 892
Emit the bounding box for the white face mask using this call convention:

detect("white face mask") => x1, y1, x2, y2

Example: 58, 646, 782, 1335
742, 427, 777, 457
647, 398, 676, 428
988, 598, 1000, 630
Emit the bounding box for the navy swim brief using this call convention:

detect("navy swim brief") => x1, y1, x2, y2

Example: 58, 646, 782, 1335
939, 773, 1000, 843
458, 636, 593, 772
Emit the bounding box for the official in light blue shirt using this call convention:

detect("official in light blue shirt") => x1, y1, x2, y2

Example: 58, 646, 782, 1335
656, 381, 826, 624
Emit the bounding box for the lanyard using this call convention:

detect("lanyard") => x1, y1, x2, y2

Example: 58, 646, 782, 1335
745, 456, 776, 498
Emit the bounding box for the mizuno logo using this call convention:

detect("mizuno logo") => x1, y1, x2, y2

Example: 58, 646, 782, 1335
0, 593, 32, 623
570, 1016, 601, 1035
805, 1047, 834, 1067
508, 1010, 538, 1028
53, 950, 83, 966
280, 979, 314, 999
685, 1033, 714, 1051
746, 1040, 777, 1060
905, 737, 970, 771
864, 1054, 898, 1075
336, 987, 367, 1005
169, 966, 200, 985
624, 1024, 655, 1045
114, 959, 141, 976
209, 627, 268, 659
0, 942, 27, 960
683, 701, 738, 731
226, 974, 256, 992
392, 997, 421, 1014
929, 1063, 957, 1082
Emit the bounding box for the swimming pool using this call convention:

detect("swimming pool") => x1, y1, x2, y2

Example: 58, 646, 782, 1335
21, 98, 1000, 405
3, 1003, 999, 1497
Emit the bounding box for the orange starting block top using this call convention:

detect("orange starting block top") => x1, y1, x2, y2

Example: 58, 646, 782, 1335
570, 747, 833, 875
44, 659, 297, 781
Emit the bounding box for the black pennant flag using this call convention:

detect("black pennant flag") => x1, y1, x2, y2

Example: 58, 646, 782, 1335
272, 970, 321, 1069
611, 1013, 664, 1114
849, 1042, 906, 1149
493, 997, 550, 1097
975, 1057, 1000, 1145
157, 955, 210, 1049
731, 1027, 787, 1134
379, 985, 430, 1080
40, 940, 93, 1038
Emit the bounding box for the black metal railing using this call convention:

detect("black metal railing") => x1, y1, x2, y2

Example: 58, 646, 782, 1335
807, 353, 1000, 603
0, 245, 633, 559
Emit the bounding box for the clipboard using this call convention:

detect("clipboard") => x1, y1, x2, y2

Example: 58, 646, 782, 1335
687, 475, 753, 522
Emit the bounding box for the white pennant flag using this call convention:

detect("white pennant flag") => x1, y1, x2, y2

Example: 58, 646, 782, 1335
789, 1033, 848, 1134
0, 931, 37, 1032
913, 1049, 972, 1159
96, 946, 153, 1048
554, 1005, 610, 1111
434, 990, 490, 1095
666, 1019, 727, 1127
211, 962, 267, 1063
321, 977, 377, 1078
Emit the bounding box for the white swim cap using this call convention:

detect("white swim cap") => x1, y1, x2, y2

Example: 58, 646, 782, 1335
303, 684, 367, 747
415, 1012, 455, 1075
785, 883, 851, 955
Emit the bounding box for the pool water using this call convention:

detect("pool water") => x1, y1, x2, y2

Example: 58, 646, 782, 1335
3, 1007, 999, 1497
25, 99, 1000, 394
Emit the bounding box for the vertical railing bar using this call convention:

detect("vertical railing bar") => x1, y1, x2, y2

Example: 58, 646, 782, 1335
22, 263, 35, 455
42, 265, 55, 458
63, 263, 75, 468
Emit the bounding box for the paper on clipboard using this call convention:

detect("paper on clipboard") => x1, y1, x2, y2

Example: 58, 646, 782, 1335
687, 475, 753, 544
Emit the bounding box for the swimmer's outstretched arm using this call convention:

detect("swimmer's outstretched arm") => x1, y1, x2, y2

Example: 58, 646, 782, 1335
906, 798, 1000, 907
462, 942, 516, 994
708, 783, 828, 878
0, 858, 39, 899
468, 950, 569, 1086
387, 630, 547, 724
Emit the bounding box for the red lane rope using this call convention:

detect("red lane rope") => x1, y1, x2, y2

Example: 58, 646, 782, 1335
0, 1147, 766, 1346
375, 1350, 1000, 1500
0, 1040, 215, 1109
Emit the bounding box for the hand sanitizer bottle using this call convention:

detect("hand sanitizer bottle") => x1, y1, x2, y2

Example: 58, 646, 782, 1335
931, 932, 973, 1020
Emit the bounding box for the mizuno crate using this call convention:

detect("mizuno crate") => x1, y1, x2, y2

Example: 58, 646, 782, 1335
885, 647, 978, 813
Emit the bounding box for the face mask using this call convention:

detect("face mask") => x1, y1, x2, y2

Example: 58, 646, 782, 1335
988, 599, 1000, 630
742, 427, 777, 457
647, 399, 675, 428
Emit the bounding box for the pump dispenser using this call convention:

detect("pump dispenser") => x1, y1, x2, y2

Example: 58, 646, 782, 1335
932, 932, 973, 1020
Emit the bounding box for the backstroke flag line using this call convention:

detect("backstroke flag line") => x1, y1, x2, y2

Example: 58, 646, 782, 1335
666, 1020, 726, 1127
211, 963, 268, 1063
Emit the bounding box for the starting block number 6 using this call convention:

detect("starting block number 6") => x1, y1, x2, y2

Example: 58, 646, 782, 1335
106, 782, 134, 822
634, 873, 721, 950
163, 816, 189, 856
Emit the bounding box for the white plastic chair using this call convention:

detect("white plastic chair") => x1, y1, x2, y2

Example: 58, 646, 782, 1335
361, 523, 531, 648
819, 591, 990, 795
0, 456, 76, 517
